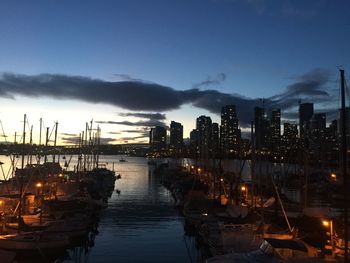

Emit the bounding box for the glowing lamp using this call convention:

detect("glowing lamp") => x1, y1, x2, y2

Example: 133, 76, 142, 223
322, 220, 330, 227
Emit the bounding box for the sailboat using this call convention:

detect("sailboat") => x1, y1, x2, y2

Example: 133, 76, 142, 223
0, 115, 70, 251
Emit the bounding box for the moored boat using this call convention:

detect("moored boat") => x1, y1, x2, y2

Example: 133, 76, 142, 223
0, 231, 69, 251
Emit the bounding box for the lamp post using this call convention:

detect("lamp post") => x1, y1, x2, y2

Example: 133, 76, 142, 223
323, 219, 334, 258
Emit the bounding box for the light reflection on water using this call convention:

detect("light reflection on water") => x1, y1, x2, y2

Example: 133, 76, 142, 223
81, 156, 197, 263
0, 155, 194, 263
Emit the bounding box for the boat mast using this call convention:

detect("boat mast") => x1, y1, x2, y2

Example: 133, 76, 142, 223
38, 118, 42, 164
251, 121, 255, 207
29, 125, 33, 165
53, 121, 58, 163
21, 114, 26, 170
19, 114, 26, 233
340, 69, 348, 262
44, 127, 49, 163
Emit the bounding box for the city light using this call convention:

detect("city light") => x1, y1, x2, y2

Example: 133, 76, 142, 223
36, 182, 42, 188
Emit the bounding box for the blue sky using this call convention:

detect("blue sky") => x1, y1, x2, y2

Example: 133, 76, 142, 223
0, 0, 349, 144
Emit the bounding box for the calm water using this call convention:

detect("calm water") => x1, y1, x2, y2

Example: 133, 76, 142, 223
78, 156, 197, 263
0, 155, 198, 263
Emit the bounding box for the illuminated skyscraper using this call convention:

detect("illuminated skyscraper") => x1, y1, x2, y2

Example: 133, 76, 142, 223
149, 126, 167, 153
220, 105, 240, 156
169, 121, 183, 155
254, 107, 268, 150
299, 102, 314, 138
269, 108, 281, 151
196, 115, 212, 159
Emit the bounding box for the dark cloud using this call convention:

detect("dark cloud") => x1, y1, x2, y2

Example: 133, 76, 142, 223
113, 74, 148, 83
96, 120, 167, 128
60, 135, 115, 145
193, 73, 226, 88
0, 73, 190, 112
118, 135, 149, 141
268, 68, 331, 110
118, 112, 166, 120
0, 69, 336, 127
119, 129, 148, 133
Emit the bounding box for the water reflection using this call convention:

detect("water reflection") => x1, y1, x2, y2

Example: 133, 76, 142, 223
0, 156, 198, 263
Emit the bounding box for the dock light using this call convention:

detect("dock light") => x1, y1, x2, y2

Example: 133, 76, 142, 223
36, 182, 42, 188
330, 173, 337, 180
322, 219, 334, 258
322, 220, 330, 227
241, 186, 246, 192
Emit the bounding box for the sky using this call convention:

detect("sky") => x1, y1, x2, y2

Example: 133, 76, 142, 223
0, 0, 349, 145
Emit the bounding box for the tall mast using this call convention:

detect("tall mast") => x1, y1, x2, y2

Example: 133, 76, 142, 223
38, 118, 42, 164
341, 69, 348, 262
29, 125, 33, 165
251, 121, 255, 207
19, 114, 26, 233
44, 127, 49, 163
53, 121, 58, 163
21, 114, 26, 170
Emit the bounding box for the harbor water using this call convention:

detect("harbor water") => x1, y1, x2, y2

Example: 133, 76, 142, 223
0, 155, 199, 263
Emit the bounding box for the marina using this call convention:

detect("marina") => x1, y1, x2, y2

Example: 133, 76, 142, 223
0, 155, 199, 263
0, 2, 350, 261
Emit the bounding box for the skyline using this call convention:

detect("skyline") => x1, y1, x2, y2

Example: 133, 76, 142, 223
0, 0, 349, 144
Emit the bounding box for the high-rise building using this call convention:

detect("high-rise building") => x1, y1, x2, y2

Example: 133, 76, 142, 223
220, 105, 241, 156
325, 120, 339, 165
189, 129, 199, 158
196, 115, 212, 159
283, 123, 298, 139
149, 126, 167, 153
169, 121, 183, 155
212, 122, 219, 157
254, 107, 268, 150
310, 113, 327, 162
338, 107, 350, 148
281, 122, 298, 160
269, 108, 281, 151
299, 102, 314, 138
